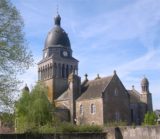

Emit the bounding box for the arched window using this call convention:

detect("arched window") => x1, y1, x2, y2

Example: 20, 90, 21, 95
66, 65, 69, 78
114, 88, 118, 96
42, 66, 45, 80
38, 68, 41, 80
70, 65, 73, 73
49, 64, 52, 78
80, 104, 83, 115
47, 64, 49, 78
54, 63, 57, 77
58, 63, 61, 77
91, 104, 96, 114
62, 64, 65, 78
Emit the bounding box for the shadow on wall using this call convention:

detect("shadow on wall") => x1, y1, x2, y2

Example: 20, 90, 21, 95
115, 127, 123, 139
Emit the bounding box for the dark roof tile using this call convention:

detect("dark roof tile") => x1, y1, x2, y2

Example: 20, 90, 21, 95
128, 89, 141, 103
78, 76, 113, 101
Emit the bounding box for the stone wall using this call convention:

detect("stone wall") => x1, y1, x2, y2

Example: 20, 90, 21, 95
103, 74, 131, 124
1, 126, 160, 139
76, 98, 104, 125
0, 133, 106, 139
106, 125, 160, 139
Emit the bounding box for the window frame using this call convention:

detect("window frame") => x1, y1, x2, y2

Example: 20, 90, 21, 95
114, 88, 118, 96
91, 104, 96, 114
80, 104, 83, 115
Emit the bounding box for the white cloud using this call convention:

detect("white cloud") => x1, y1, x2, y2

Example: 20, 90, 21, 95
78, 0, 160, 50
116, 49, 160, 77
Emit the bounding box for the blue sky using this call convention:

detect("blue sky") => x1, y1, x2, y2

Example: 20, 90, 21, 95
11, 0, 160, 110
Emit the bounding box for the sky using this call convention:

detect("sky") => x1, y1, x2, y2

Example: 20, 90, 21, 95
11, 0, 160, 110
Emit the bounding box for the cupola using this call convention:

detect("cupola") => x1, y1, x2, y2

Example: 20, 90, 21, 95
44, 14, 71, 49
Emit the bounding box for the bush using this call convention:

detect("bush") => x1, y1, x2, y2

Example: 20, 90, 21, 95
60, 123, 103, 133
143, 112, 157, 125
38, 124, 56, 133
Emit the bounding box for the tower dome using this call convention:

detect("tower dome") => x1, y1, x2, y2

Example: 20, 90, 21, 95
44, 14, 71, 49
141, 77, 149, 86
23, 84, 29, 92
141, 77, 149, 92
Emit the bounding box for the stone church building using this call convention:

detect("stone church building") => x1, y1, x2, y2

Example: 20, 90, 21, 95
37, 14, 153, 125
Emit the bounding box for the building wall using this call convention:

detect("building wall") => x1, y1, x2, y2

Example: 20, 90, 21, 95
44, 79, 53, 102
54, 78, 68, 98
55, 100, 70, 109
130, 103, 140, 124
55, 108, 70, 122
76, 98, 103, 125
103, 75, 131, 124
38, 59, 54, 102
139, 103, 147, 123
140, 93, 153, 112
55, 100, 70, 122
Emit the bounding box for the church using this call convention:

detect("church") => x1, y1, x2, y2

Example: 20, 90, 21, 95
37, 13, 153, 125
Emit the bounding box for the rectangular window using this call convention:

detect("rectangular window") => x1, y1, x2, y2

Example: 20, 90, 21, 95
115, 112, 120, 121
91, 104, 96, 114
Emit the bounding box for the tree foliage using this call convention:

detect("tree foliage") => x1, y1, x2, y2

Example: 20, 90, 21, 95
144, 111, 157, 125
0, 112, 14, 127
0, 0, 33, 109
15, 82, 54, 133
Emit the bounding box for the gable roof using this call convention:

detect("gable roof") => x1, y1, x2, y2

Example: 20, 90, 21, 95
128, 89, 141, 103
77, 76, 113, 101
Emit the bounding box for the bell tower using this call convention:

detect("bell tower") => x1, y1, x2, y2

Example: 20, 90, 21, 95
140, 77, 153, 112
38, 14, 78, 103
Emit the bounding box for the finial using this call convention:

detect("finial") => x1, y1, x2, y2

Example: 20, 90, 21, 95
132, 85, 135, 90
113, 70, 116, 75
95, 74, 101, 80
54, 2, 61, 26
56, 4, 59, 15
85, 73, 88, 81
56, 0, 60, 14
23, 83, 29, 92
54, 14, 61, 26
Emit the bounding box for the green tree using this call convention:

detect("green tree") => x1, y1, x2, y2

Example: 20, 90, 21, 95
0, 0, 33, 110
144, 111, 157, 125
15, 82, 54, 133
0, 112, 14, 128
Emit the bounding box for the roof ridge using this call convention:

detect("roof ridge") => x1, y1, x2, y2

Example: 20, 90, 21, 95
78, 75, 114, 101
88, 75, 113, 83
102, 75, 114, 93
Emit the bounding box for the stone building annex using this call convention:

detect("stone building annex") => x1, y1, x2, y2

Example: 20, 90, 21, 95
37, 14, 153, 125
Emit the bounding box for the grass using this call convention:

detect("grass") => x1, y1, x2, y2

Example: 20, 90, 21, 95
104, 120, 127, 127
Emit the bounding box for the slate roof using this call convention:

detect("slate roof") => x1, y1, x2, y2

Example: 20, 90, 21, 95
45, 14, 71, 49
77, 76, 113, 101
128, 89, 141, 103
55, 89, 70, 101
